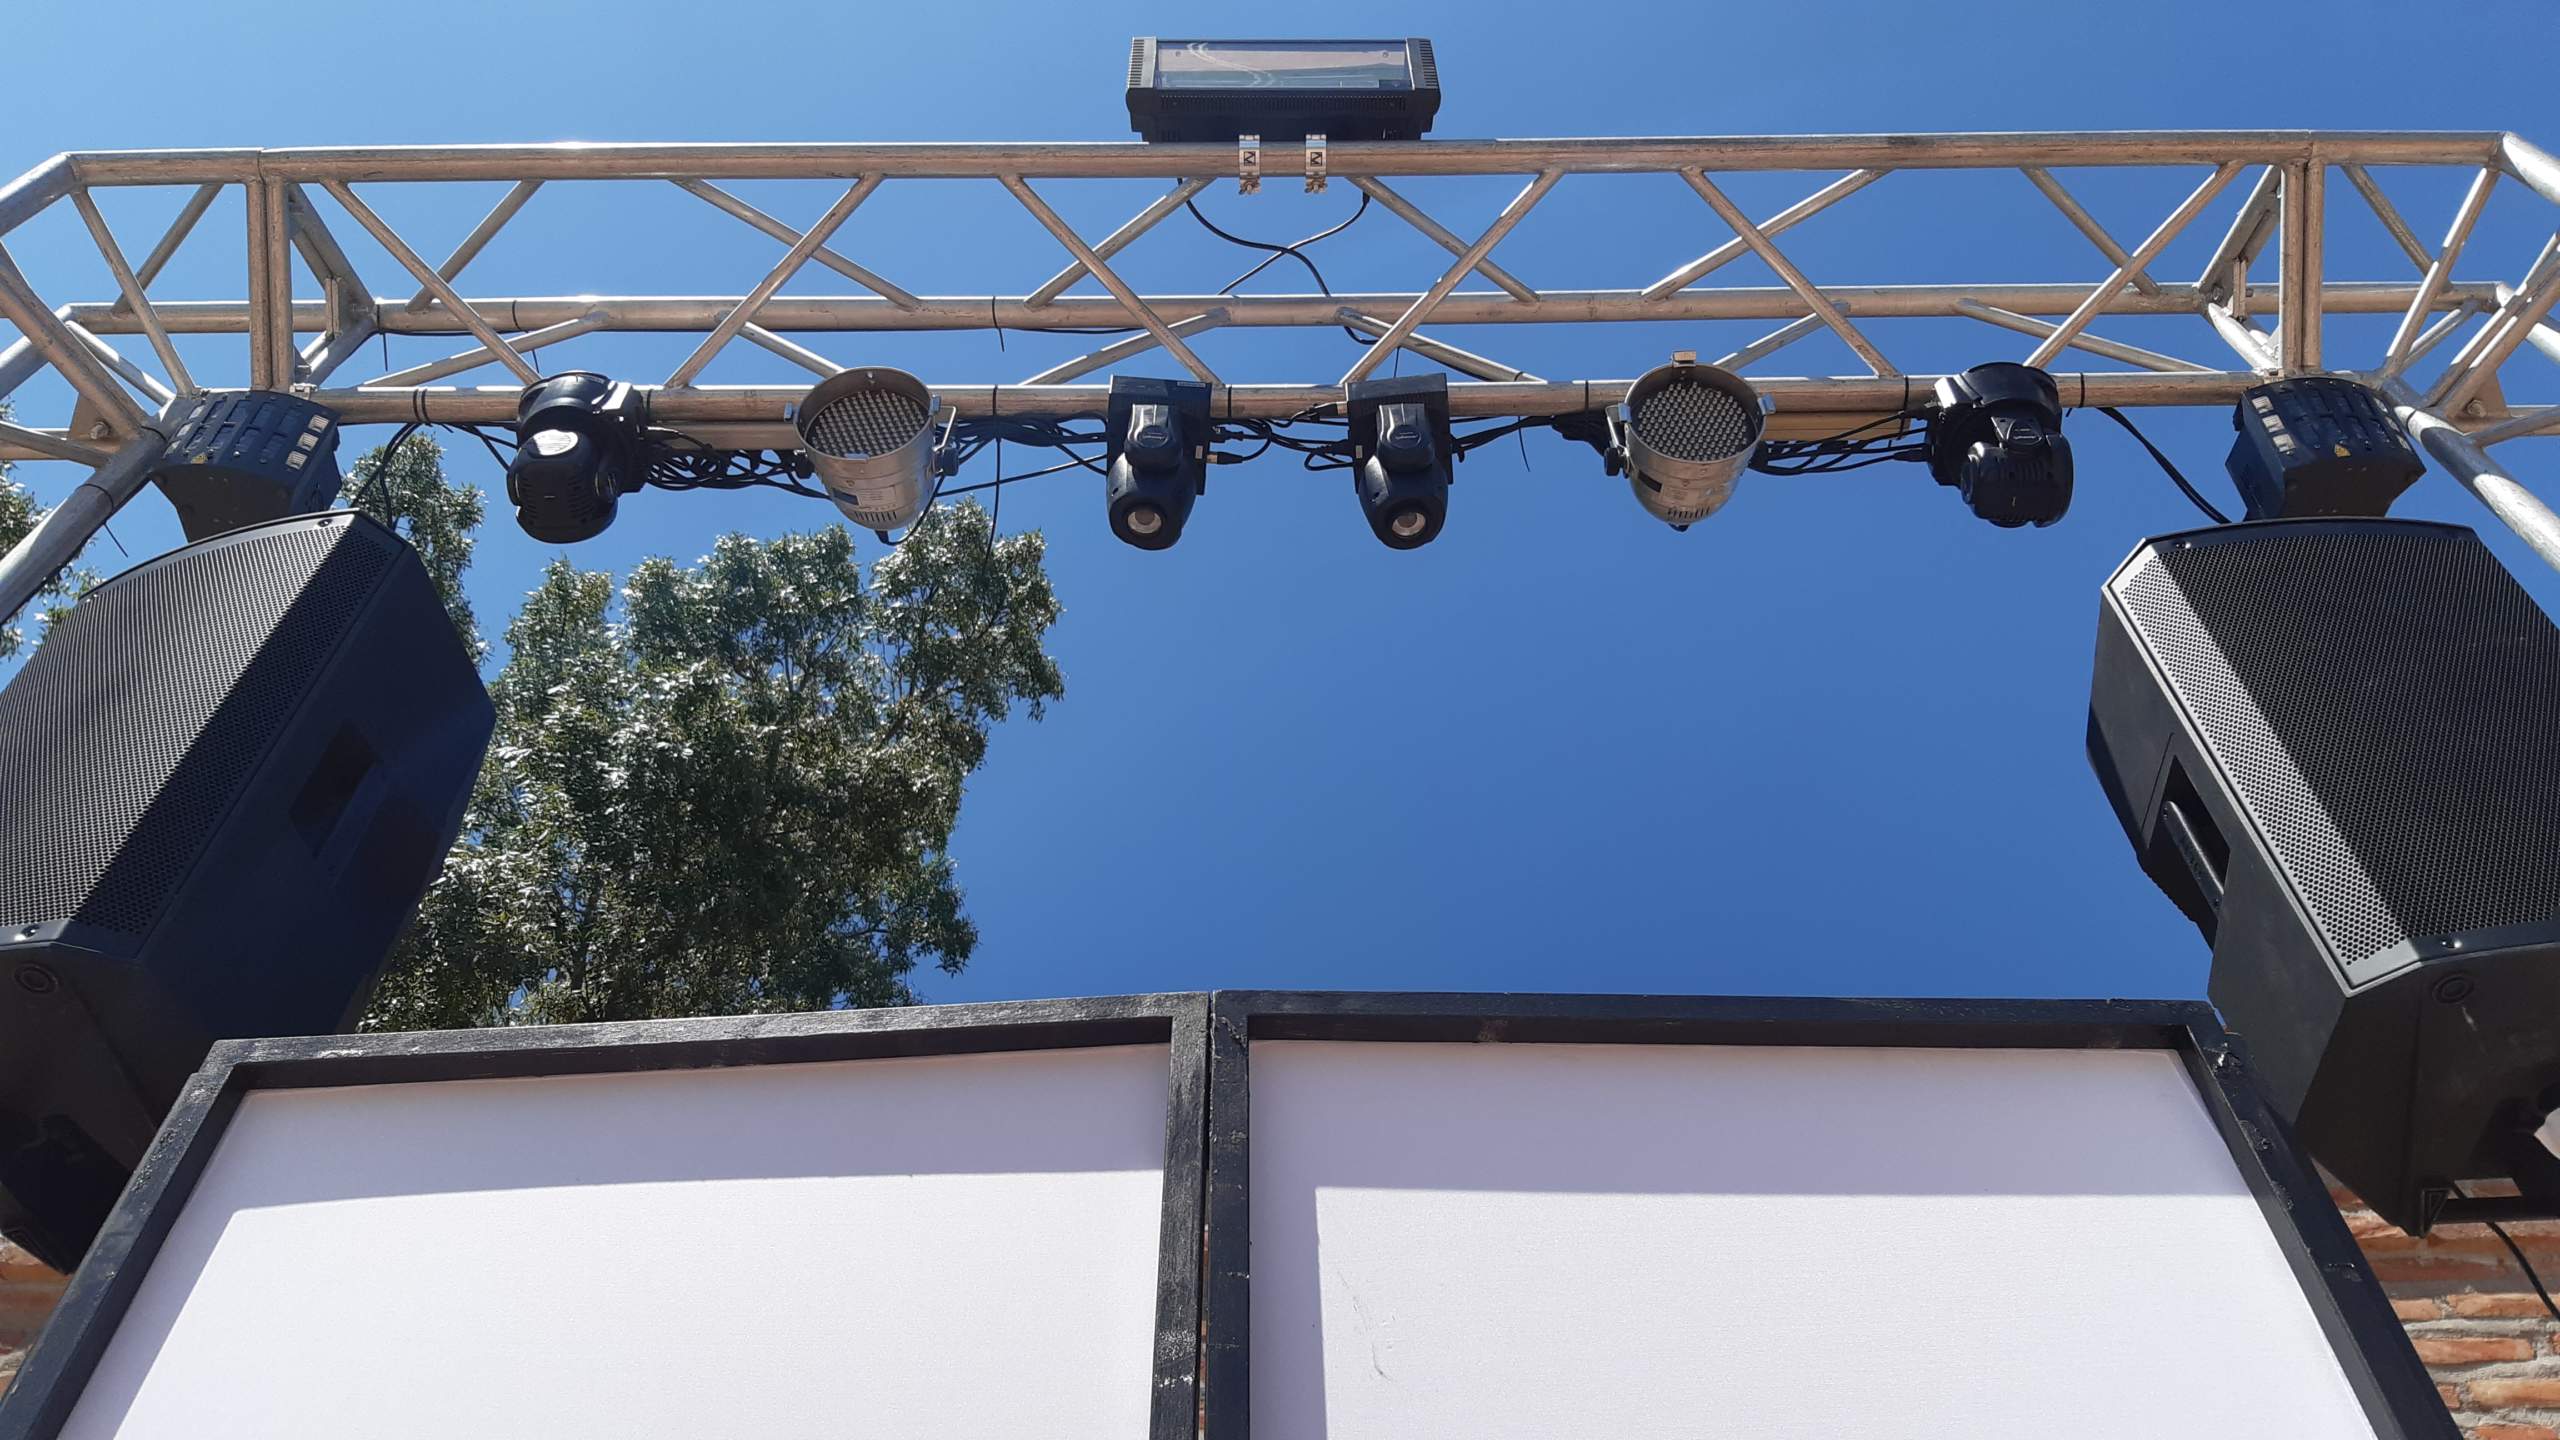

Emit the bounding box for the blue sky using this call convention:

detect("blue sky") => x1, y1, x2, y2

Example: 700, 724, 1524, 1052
2, 0, 2555, 1006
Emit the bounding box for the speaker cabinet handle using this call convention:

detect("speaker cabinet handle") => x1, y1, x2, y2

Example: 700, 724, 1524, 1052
2159, 797, 2227, 913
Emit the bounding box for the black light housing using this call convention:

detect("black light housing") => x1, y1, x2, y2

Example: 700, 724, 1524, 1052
1926, 363, 2073, 528
151, 390, 345, 541
2224, 376, 2424, 520
1105, 376, 1210, 550
506, 373, 646, 544
1347, 374, 1451, 550
1125, 38, 1440, 143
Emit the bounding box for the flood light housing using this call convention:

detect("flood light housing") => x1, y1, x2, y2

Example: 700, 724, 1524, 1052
794, 368, 944, 532
1616, 356, 1764, 530
152, 390, 345, 541
1125, 38, 1440, 143
2224, 376, 2424, 520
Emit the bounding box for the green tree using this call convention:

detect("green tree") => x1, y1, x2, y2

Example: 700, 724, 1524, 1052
354, 441, 1062, 1030
342, 433, 485, 664
0, 403, 96, 659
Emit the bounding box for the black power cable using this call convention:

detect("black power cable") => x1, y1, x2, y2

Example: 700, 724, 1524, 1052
1185, 193, 1372, 344
2096, 406, 2233, 525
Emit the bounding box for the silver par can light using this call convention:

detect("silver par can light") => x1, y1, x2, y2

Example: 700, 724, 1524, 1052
1617, 356, 1766, 529
793, 367, 944, 532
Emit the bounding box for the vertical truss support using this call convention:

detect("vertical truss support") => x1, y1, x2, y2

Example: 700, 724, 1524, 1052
245, 177, 296, 389
2277, 162, 2324, 373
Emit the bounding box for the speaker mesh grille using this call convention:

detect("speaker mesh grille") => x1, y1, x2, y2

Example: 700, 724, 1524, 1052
0, 521, 388, 939
2119, 525, 2560, 964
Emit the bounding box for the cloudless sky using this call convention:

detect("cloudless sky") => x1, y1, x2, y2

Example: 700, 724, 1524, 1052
2, 0, 2555, 1007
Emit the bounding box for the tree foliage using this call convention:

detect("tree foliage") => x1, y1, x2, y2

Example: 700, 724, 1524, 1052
342, 434, 485, 663
0, 403, 95, 660
357, 442, 1062, 1029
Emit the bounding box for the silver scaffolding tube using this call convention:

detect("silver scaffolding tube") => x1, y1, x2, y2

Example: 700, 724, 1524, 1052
0, 128, 2554, 575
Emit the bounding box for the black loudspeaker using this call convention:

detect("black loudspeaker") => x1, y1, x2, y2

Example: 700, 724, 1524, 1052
0, 512, 492, 1267
2088, 518, 2560, 1234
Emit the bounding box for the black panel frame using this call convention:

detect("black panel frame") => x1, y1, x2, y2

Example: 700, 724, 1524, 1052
1198, 990, 2453, 1440
0, 993, 1212, 1440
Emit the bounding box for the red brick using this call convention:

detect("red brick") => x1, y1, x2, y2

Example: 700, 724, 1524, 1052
2414, 1336, 2535, 1364
2474, 1427, 2560, 1440
2440, 1383, 2462, 1410
2452, 1294, 2559, 1319
2349, 1211, 2410, 1240
2395, 1296, 2447, 1321
2363, 1251, 2510, 1284
2468, 1378, 2560, 1408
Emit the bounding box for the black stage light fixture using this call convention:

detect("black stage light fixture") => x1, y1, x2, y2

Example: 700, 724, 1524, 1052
1347, 374, 1451, 550
507, 372, 646, 543
1926, 363, 2073, 528
1125, 38, 1439, 143
1105, 376, 1210, 550
152, 390, 345, 541
2088, 518, 2560, 1235
2225, 376, 2424, 520
1614, 354, 1765, 531
794, 367, 946, 533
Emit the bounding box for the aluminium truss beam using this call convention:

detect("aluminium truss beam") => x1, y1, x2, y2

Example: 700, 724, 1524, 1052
2, 128, 2558, 601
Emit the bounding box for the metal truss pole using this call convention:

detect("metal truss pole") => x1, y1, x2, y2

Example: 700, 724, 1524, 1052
0, 128, 2553, 570
0, 412, 171, 625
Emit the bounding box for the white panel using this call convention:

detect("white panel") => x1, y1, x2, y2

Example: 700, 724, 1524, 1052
67, 1044, 1171, 1440
1250, 1041, 2376, 1440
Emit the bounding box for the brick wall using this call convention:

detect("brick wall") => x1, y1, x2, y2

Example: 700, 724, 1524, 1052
0, 1243, 66, 1393
2344, 1184, 2560, 1438
0, 1198, 2546, 1428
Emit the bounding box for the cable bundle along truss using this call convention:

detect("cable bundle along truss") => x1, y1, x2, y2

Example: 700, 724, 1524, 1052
0, 129, 2558, 583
